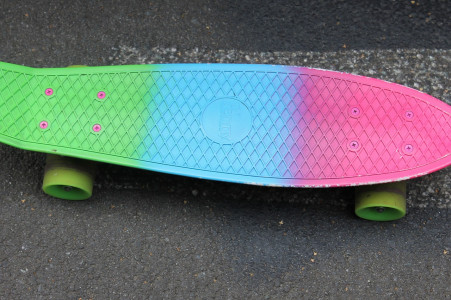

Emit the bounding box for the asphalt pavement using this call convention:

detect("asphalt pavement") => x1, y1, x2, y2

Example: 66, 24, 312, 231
0, 1, 450, 299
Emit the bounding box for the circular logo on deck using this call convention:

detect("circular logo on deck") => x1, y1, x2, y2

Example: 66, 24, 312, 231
201, 98, 252, 144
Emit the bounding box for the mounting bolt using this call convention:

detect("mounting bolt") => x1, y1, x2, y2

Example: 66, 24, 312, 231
402, 142, 415, 155
349, 140, 360, 151
97, 91, 106, 99
350, 107, 361, 118
92, 124, 102, 132
39, 121, 49, 129
45, 88, 54, 96
405, 111, 414, 121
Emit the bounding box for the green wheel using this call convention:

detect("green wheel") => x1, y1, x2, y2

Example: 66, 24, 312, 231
42, 154, 96, 200
355, 181, 407, 221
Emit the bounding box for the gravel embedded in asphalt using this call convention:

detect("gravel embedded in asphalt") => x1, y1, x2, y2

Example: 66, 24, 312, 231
0, 1, 450, 298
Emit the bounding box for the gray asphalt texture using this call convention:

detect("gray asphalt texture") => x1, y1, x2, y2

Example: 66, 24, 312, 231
0, 0, 450, 299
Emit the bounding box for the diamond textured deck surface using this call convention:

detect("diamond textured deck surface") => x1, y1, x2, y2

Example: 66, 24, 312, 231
1, 63, 449, 187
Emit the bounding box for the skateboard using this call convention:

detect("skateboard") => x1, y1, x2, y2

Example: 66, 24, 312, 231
0, 61, 449, 221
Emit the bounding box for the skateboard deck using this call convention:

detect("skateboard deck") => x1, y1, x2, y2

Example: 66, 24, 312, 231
0, 61, 450, 185
0, 61, 450, 220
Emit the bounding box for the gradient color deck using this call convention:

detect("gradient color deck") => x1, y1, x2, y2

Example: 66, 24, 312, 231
0, 62, 450, 187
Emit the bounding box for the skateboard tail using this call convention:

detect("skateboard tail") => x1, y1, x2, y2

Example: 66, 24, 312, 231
0, 62, 450, 187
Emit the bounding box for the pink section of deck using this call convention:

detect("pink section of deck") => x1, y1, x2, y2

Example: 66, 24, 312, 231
288, 67, 450, 186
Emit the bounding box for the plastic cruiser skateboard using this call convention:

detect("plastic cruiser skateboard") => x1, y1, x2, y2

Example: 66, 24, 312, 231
0, 61, 450, 221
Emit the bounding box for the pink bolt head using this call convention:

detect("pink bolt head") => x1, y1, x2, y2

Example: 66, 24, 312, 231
45, 88, 53, 96
97, 91, 106, 99
348, 140, 360, 151
402, 142, 415, 155
404, 144, 413, 153
39, 121, 49, 129
92, 124, 102, 132
349, 107, 361, 118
